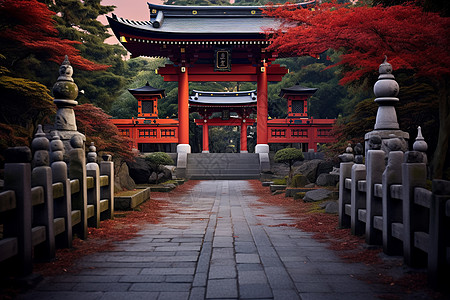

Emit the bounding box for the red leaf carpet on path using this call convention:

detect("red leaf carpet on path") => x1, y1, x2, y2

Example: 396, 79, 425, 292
33, 181, 200, 277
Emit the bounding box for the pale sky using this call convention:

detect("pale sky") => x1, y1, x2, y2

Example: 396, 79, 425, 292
100, 0, 163, 45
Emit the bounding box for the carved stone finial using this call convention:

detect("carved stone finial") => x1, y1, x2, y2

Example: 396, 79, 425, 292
53, 56, 78, 100
413, 126, 428, 152
50, 131, 64, 163
87, 142, 97, 163
354, 143, 364, 164
32, 124, 50, 167
373, 56, 400, 130
58, 55, 74, 82
339, 143, 355, 162
346, 143, 353, 153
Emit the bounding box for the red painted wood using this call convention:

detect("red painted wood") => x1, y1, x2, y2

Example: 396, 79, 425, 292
257, 63, 268, 145
178, 67, 189, 145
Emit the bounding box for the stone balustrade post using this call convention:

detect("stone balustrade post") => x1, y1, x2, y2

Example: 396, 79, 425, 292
31, 125, 55, 260
68, 134, 88, 239
428, 179, 450, 289
100, 154, 114, 219
402, 150, 427, 267
50, 131, 72, 248
3, 147, 33, 275
350, 163, 366, 235
365, 149, 385, 245
382, 150, 404, 255
338, 144, 354, 228
86, 142, 100, 228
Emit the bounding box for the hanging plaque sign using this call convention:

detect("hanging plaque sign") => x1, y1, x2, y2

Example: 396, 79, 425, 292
214, 49, 231, 72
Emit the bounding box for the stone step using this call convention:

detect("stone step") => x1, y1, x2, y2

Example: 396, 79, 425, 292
187, 163, 260, 168
186, 153, 260, 180
189, 174, 261, 180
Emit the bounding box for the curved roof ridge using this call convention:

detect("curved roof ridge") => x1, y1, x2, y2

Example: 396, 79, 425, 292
192, 90, 256, 96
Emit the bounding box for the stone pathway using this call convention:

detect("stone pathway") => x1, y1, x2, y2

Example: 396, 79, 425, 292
18, 180, 412, 300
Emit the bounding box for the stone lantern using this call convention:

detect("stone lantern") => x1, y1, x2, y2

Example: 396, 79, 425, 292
52, 55, 85, 154
364, 57, 409, 155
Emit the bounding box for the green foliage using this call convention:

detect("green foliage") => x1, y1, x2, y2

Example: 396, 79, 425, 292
274, 148, 304, 165
274, 148, 304, 184
208, 126, 241, 153
272, 178, 287, 185
144, 152, 175, 167
291, 174, 309, 188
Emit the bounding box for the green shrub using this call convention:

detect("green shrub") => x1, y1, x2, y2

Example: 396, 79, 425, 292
144, 152, 174, 166
272, 178, 287, 185
274, 148, 304, 184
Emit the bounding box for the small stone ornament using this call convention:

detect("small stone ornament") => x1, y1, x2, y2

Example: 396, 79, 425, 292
53, 55, 78, 100
339, 143, 355, 162
413, 126, 428, 152
50, 131, 64, 163
31, 124, 50, 167
87, 142, 97, 163
354, 143, 364, 164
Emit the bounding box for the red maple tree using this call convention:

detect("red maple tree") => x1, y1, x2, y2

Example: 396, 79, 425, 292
265, 2, 450, 178
0, 0, 108, 71
74, 104, 134, 162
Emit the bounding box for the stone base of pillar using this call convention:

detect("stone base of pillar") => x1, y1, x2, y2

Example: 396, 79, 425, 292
202, 150, 210, 153
255, 144, 269, 154
177, 144, 191, 153
240, 150, 248, 153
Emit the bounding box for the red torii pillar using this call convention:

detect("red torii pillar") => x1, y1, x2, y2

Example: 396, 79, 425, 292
202, 121, 209, 153
241, 121, 248, 153
177, 66, 191, 153
255, 62, 269, 153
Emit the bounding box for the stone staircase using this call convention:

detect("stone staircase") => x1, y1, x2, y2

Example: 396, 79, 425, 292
186, 153, 261, 180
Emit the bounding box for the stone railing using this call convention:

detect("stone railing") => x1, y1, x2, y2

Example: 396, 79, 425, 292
0, 125, 114, 276
338, 56, 450, 290
339, 134, 450, 289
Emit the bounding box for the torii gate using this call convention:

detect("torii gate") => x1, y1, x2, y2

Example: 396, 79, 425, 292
107, 2, 317, 153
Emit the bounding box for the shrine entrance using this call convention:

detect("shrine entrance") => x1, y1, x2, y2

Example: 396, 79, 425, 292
107, 2, 335, 178
107, 3, 299, 154
189, 90, 256, 153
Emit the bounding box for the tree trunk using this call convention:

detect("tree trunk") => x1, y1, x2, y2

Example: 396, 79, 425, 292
431, 76, 450, 179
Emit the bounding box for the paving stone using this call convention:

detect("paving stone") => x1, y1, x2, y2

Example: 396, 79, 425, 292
119, 275, 165, 283
130, 283, 191, 292
238, 270, 268, 284
140, 268, 195, 275
17, 291, 103, 300
237, 263, 264, 271
239, 283, 273, 299
99, 292, 159, 300
17, 180, 418, 300
72, 282, 131, 292
272, 289, 301, 300
235, 242, 257, 253
208, 265, 237, 279
206, 279, 238, 299
189, 287, 206, 300
294, 282, 333, 293
165, 275, 194, 282
264, 267, 296, 289
158, 291, 190, 300
235, 253, 260, 264
192, 272, 207, 287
